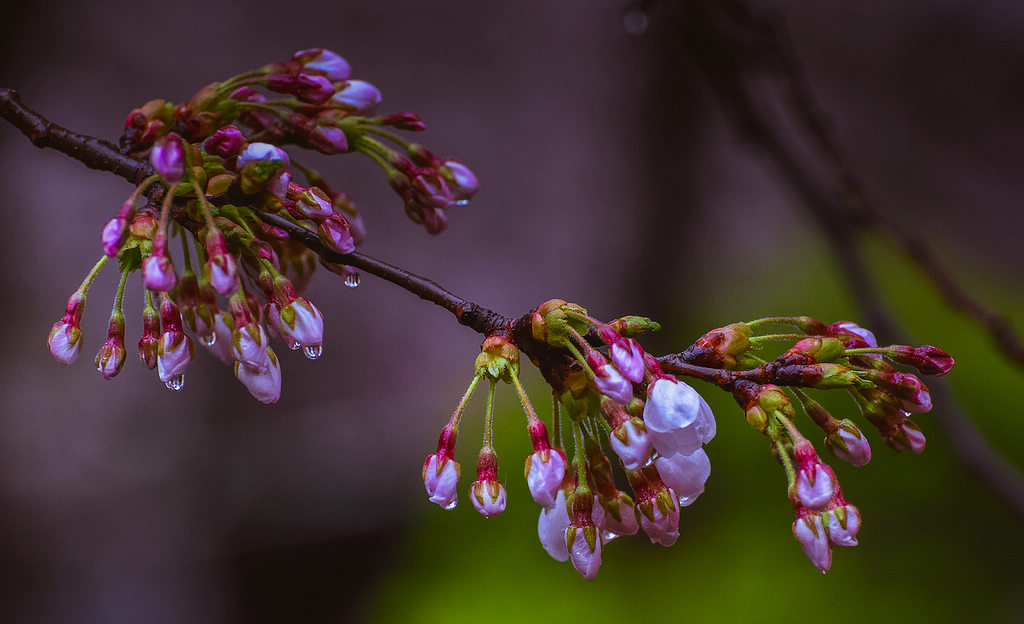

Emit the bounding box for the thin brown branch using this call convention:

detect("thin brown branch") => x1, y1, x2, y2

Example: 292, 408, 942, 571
0, 88, 151, 184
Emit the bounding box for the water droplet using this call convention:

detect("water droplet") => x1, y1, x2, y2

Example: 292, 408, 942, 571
288, 340, 301, 351
622, 6, 649, 35
202, 333, 217, 347
164, 374, 185, 391
454, 199, 470, 207
602, 530, 622, 543
443, 500, 458, 511
678, 494, 699, 508
344, 273, 360, 288
303, 345, 323, 360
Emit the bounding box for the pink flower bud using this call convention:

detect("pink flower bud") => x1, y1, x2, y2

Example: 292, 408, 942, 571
825, 419, 872, 467
101, 217, 128, 257
440, 160, 478, 202
410, 172, 453, 210
331, 80, 382, 115
825, 504, 861, 547
237, 142, 290, 170
381, 112, 426, 132
796, 462, 837, 510
608, 419, 652, 471
138, 303, 160, 370
607, 335, 645, 383
643, 378, 716, 457
524, 448, 567, 508
204, 126, 245, 157
884, 419, 927, 453
422, 453, 460, 510
94, 313, 126, 379
828, 320, 877, 347
565, 494, 603, 579
267, 73, 335, 104
654, 447, 711, 507
203, 313, 235, 366
598, 492, 639, 539
793, 512, 832, 573
295, 187, 334, 220
309, 123, 349, 155
637, 487, 680, 547
150, 134, 186, 184
470, 478, 507, 517
47, 292, 86, 364
317, 213, 356, 254
537, 489, 571, 561
293, 48, 351, 81
157, 298, 194, 383
234, 346, 282, 403
232, 323, 270, 371
568, 527, 602, 580
889, 345, 955, 376
48, 322, 82, 365
142, 254, 177, 292
589, 352, 633, 405
278, 297, 324, 348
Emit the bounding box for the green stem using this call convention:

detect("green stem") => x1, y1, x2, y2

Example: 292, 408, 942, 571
749, 333, 811, 343
572, 420, 590, 491
509, 372, 540, 424
112, 267, 130, 313
483, 379, 497, 449
77, 256, 110, 293
450, 372, 484, 428
551, 394, 563, 450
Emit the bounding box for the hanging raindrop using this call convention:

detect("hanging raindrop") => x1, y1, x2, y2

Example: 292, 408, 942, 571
344, 273, 360, 288
165, 374, 185, 391
202, 333, 217, 347
303, 345, 323, 360
455, 199, 470, 207
288, 340, 301, 351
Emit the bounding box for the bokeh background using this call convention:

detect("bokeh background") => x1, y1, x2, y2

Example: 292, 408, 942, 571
0, 0, 1022, 622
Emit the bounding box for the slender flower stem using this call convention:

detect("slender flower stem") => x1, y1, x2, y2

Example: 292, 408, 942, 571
572, 420, 590, 490
450, 372, 484, 428
551, 394, 563, 450
113, 267, 130, 312
483, 379, 497, 449
749, 334, 815, 343
78, 256, 111, 293
509, 372, 540, 425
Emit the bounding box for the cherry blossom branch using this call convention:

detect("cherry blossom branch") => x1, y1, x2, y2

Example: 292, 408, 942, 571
0, 86, 512, 338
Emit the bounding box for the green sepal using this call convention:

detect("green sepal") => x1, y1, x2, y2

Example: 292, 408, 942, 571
117, 246, 143, 273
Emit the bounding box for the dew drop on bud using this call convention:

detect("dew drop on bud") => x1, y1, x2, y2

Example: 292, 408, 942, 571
454, 199, 470, 207
165, 374, 185, 391
288, 340, 301, 351
303, 345, 323, 360
622, 5, 649, 35
442, 500, 457, 511
202, 334, 217, 347
344, 273, 360, 288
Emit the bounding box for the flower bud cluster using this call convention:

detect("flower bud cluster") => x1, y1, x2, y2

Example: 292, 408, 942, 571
718, 316, 953, 571
117, 48, 477, 235
420, 303, 717, 579
52, 47, 482, 404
